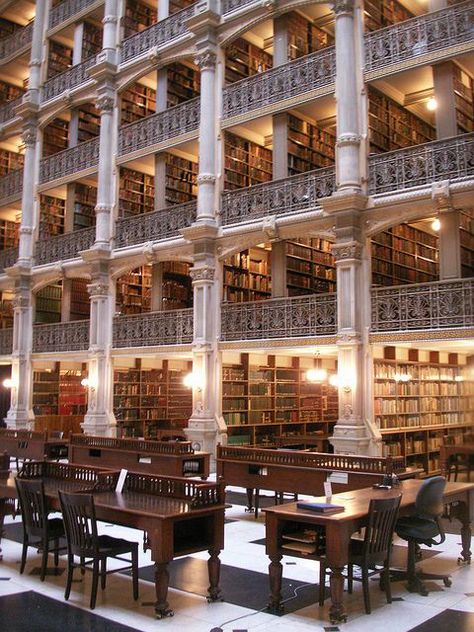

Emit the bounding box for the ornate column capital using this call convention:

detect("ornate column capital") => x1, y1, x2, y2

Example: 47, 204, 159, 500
331, 0, 354, 15
332, 240, 363, 261
190, 266, 215, 282
96, 94, 115, 113
194, 49, 217, 70
87, 281, 110, 299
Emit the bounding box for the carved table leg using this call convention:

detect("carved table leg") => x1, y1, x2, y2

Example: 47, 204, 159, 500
328, 565, 347, 624
245, 488, 254, 513
267, 553, 284, 613
207, 548, 222, 602
154, 562, 173, 618
450, 501, 472, 564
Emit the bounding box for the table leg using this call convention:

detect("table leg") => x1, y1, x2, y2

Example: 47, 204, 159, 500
207, 548, 222, 602
154, 562, 174, 618
328, 565, 347, 624
267, 553, 284, 613
450, 500, 472, 564
245, 488, 254, 513
0, 498, 5, 561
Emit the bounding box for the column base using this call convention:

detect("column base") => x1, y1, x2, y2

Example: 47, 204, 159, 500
330, 422, 374, 455
185, 414, 227, 472
81, 412, 117, 437
4, 409, 34, 430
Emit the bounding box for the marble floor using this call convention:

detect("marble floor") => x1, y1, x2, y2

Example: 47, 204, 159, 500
0, 486, 473, 632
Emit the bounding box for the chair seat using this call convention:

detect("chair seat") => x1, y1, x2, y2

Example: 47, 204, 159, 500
96, 535, 138, 555
396, 516, 439, 544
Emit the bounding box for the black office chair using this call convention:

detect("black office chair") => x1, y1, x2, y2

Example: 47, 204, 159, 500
58, 490, 139, 610
319, 495, 401, 614
394, 476, 451, 596
15, 478, 65, 581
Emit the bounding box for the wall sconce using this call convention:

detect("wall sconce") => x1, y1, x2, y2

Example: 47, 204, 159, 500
431, 218, 441, 231
329, 368, 356, 392
183, 371, 204, 391
81, 376, 97, 390
426, 97, 437, 112
2, 378, 16, 389
306, 351, 327, 383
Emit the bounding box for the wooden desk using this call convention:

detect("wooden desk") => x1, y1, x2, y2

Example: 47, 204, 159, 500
441, 443, 474, 479
0, 429, 68, 462
0, 461, 225, 618
264, 479, 474, 624
69, 434, 210, 479
217, 445, 408, 517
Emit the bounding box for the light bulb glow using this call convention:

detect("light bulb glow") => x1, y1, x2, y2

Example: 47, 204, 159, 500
81, 376, 97, 389
328, 374, 339, 388
306, 368, 327, 383
426, 97, 437, 111
183, 372, 204, 390
431, 218, 441, 231
2, 378, 15, 389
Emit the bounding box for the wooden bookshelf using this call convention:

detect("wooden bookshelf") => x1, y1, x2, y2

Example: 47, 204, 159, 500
39, 194, 65, 238
460, 210, 474, 278
224, 132, 272, 190
166, 153, 197, 204
368, 87, 435, 154
70, 279, 90, 321
77, 104, 101, 142
225, 37, 272, 84
121, 82, 156, 125
123, 0, 157, 38
58, 369, 87, 416
364, 0, 414, 32
33, 365, 85, 435
287, 238, 336, 295
374, 346, 474, 475
42, 118, 69, 157
82, 21, 102, 59
223, 246, 271, 303
35, 283, 62, 324
0, 148, 24, 176
0, 219, 19, 250
47, 40, 72, 79
287, 12, 334, 61
33, 367, 60, 416
167, 62, 200, 108
223, 353, 338, 447
73, 182, 97, 229
0, 80, 24, 104
113, 359, 193, 438
453, 63, 474, 134
162, 261, 193, 310
371, 223, 439, 286
0, 293, 13, 328
119, 167, 155, 218
287, 114, 335, 176
116, 265, 151, 315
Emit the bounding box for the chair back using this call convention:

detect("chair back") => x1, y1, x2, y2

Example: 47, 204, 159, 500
415, 476, 446, 520
362, 495, 401, 565
15, 478, 48, 539
58, 490, 99, 558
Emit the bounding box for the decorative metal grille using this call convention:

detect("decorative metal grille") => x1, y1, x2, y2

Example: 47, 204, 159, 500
32, 320, 90, 353
221, 166, 335, 226
220, 293, 337, 341
371, 279, 474, 332
0, 96, 22, 125
0, 328, 13, 355
39, 137, 100, 184
49, 0, 101, 29
42, 55, 96, 102
118, 97, 200, 156
115, 202, 196, 249
369, 133, 474, 195
365, 2, 474, 73
0, 247, 19, 272
222, 0, 256, 13
113, 309, 193, 348
121, 4, 196, 63
222, 47, 335, 120
0, 22, 33, 62
35, 227, 95, 266
0, 169, 23, 201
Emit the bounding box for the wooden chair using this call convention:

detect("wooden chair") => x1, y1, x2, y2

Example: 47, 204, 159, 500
15, 478, 65, 581
319, 495, 401, 614
58, 490, 139, 609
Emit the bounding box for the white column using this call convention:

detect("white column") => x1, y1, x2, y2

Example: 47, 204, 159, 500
332, 0, 362, 192
73, 22, 85, 65
94, 93, 116, 247
102, 0, 118, 58
16, 120, 39, 266
158, 0, 169, 20
429, 0, 446, 10
150, 262, 163, 311
271, 241, 287, 298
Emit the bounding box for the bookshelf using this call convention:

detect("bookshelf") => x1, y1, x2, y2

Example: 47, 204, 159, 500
460, 210, 474, 278
58, 369, 87, 416
33, 365, 85, 435
116, 265, 151, 315
374, 346, 474, 475
123, 0, 157, 38
287, 12, 334, 61
119, 167, 155, 218
453, 63, 474, 134
224, 132, 272, 190
0, 219, 19, 250
42, 119, 69, 157
121, 82, 156, 125
170, 0, 196, 13
166, 153, 197, 204
113, 359, 193, 437
47, 40, 72, 79
287, 238, 336, 296
368, 87, 435, 154
223, 246, 271, 303
223, 353, 338, 447
0, 293, 13, 328
70, 279, 90, 321
162, 261, 193, 310
364, 0, 414, 32
33, 367, 60, 416
73, 182, 97, 229
0, 80, 24, 104
39, 194, 65, 238
77, 104, 101, 142
82, 21, 102, 59
371, 223, 439, 287
167, 62, 200, 108
287, 114, 335, 176
35, 283, 62, 324
0, 149, 24, 176
225, 37, 273, 84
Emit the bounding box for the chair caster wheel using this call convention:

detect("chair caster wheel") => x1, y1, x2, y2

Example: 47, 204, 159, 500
443, 578, 452, 587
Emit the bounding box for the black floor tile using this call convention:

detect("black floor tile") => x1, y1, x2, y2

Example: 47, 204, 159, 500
0, 591, 140, 632
131, 557, 322, 614
408, 609, 474, 632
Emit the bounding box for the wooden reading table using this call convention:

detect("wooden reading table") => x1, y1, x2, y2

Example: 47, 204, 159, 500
217, 445, 410, 517
69, 434, 210, 479
0, 429, 68, 462
0, 461, 225, 618
441, 443, 474, 480
264, 479, 474, 624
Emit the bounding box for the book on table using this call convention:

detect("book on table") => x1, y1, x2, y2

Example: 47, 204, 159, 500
296, 502, 345, 514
